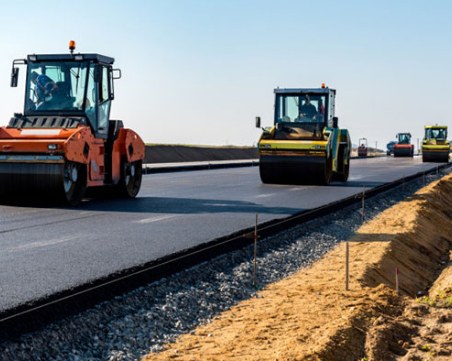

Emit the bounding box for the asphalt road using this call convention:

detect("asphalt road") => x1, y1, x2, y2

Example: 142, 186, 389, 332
0, 156, 443, 312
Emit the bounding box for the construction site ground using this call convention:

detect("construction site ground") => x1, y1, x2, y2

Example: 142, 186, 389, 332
142, 173, 452, 361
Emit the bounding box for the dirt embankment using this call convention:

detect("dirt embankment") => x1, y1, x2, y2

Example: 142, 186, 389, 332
142, 174, 452, 361
144, 145, 258, 164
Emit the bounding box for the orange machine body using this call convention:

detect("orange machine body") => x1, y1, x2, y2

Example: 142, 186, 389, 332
0, 123, 144, 188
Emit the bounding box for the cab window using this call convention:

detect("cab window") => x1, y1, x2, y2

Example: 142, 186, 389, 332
97, 67, 111, 133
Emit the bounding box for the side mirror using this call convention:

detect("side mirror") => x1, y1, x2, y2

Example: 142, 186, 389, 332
112, 68, 122, 80
332, 116, 338, 128
11, 67, 19, 87
255, 116, 261, 128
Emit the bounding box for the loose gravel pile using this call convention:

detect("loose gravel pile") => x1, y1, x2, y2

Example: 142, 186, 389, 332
0, 174, 446, 361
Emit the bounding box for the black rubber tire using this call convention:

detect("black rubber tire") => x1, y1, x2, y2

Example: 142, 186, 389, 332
62, 162, 86, 205
119, 160, 142, 198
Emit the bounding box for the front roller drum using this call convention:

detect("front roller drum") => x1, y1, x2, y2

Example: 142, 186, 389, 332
259, 155, 332, 185
422, 151, 449, 163
0, 161, 87, 205
394, 147, 414, 157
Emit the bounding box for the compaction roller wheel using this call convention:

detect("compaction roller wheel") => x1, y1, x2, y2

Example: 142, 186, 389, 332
62, 161, 87, 205
119, 160, 142, 197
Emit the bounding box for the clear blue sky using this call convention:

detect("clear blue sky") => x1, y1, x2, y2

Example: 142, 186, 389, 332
1, 0, 451, 149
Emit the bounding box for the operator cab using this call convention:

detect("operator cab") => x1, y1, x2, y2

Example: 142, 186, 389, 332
274, 87, 336, 127
397, 133, 411, 144
271, 87, 337, 140
425, 127, 447, 140
10, 41, 121, 139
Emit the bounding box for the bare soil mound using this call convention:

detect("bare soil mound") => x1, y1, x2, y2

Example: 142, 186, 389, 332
366, 257, 451, 361
142, 174, 452, 361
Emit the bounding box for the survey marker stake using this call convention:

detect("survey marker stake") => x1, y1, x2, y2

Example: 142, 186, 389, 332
345, 241, 350, 291
253, 214, 258, 287
395, 267, 400, 294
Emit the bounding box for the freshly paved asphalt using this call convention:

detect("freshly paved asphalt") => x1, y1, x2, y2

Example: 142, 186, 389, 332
0, 156, 443, 311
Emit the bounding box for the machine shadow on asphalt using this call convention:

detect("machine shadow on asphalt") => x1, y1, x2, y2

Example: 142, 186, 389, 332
329, 180, 386, 188
81, 197, 302, 215
0, 179, 392, 212
0, 196, 302, 215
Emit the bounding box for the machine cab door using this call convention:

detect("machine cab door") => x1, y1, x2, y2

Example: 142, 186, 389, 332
84, 63, 114, 139
96, 65, 112, 138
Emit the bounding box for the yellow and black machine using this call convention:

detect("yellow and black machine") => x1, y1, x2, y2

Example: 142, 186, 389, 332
255, 85, 351, 185
421, 125, 449, 163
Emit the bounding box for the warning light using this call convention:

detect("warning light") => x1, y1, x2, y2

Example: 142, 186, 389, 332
69, 40, 76, 54
321, 83, 326, 88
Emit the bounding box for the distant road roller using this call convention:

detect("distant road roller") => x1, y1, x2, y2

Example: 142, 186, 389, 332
255, 86, 351, 185
0, 41, 145, 204
393, 133, 414, 157
421, 125, 449, 163
357, 138, 368, 157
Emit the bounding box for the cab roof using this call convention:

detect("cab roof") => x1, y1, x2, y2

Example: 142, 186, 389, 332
27, 53, 114, 65
424, 125, 447, 129
274, 88, 336, 95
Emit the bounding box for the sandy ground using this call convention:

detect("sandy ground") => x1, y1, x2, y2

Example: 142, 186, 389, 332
142, 174, 452, 361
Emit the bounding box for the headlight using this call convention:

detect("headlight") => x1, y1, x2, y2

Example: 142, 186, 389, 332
48, 144, 58, 150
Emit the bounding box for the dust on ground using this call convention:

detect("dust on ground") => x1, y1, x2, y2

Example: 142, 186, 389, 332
142, 174, 452, 361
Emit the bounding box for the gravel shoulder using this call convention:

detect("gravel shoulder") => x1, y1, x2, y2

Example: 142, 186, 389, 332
142, 174, 452, 361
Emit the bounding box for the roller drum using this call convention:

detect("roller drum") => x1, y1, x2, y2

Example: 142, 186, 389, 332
0, 163, 63, 192
393, 146, 413, 157
0, 161, 86, 204
259, 155, 331, 185
422, 151, 449, 163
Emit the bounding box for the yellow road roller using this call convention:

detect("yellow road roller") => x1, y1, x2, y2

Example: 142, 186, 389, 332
421, 125, 449, 163
255, 85, 351, 185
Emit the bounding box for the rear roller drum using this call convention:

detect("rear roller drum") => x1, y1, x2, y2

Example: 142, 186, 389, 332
321, 156, 333, 185
119, 160, 142, 197
335, 149, 350, 182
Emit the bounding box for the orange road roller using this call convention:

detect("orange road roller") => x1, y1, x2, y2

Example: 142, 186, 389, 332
393, 133, 414, 157
0, 41, 145, 205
